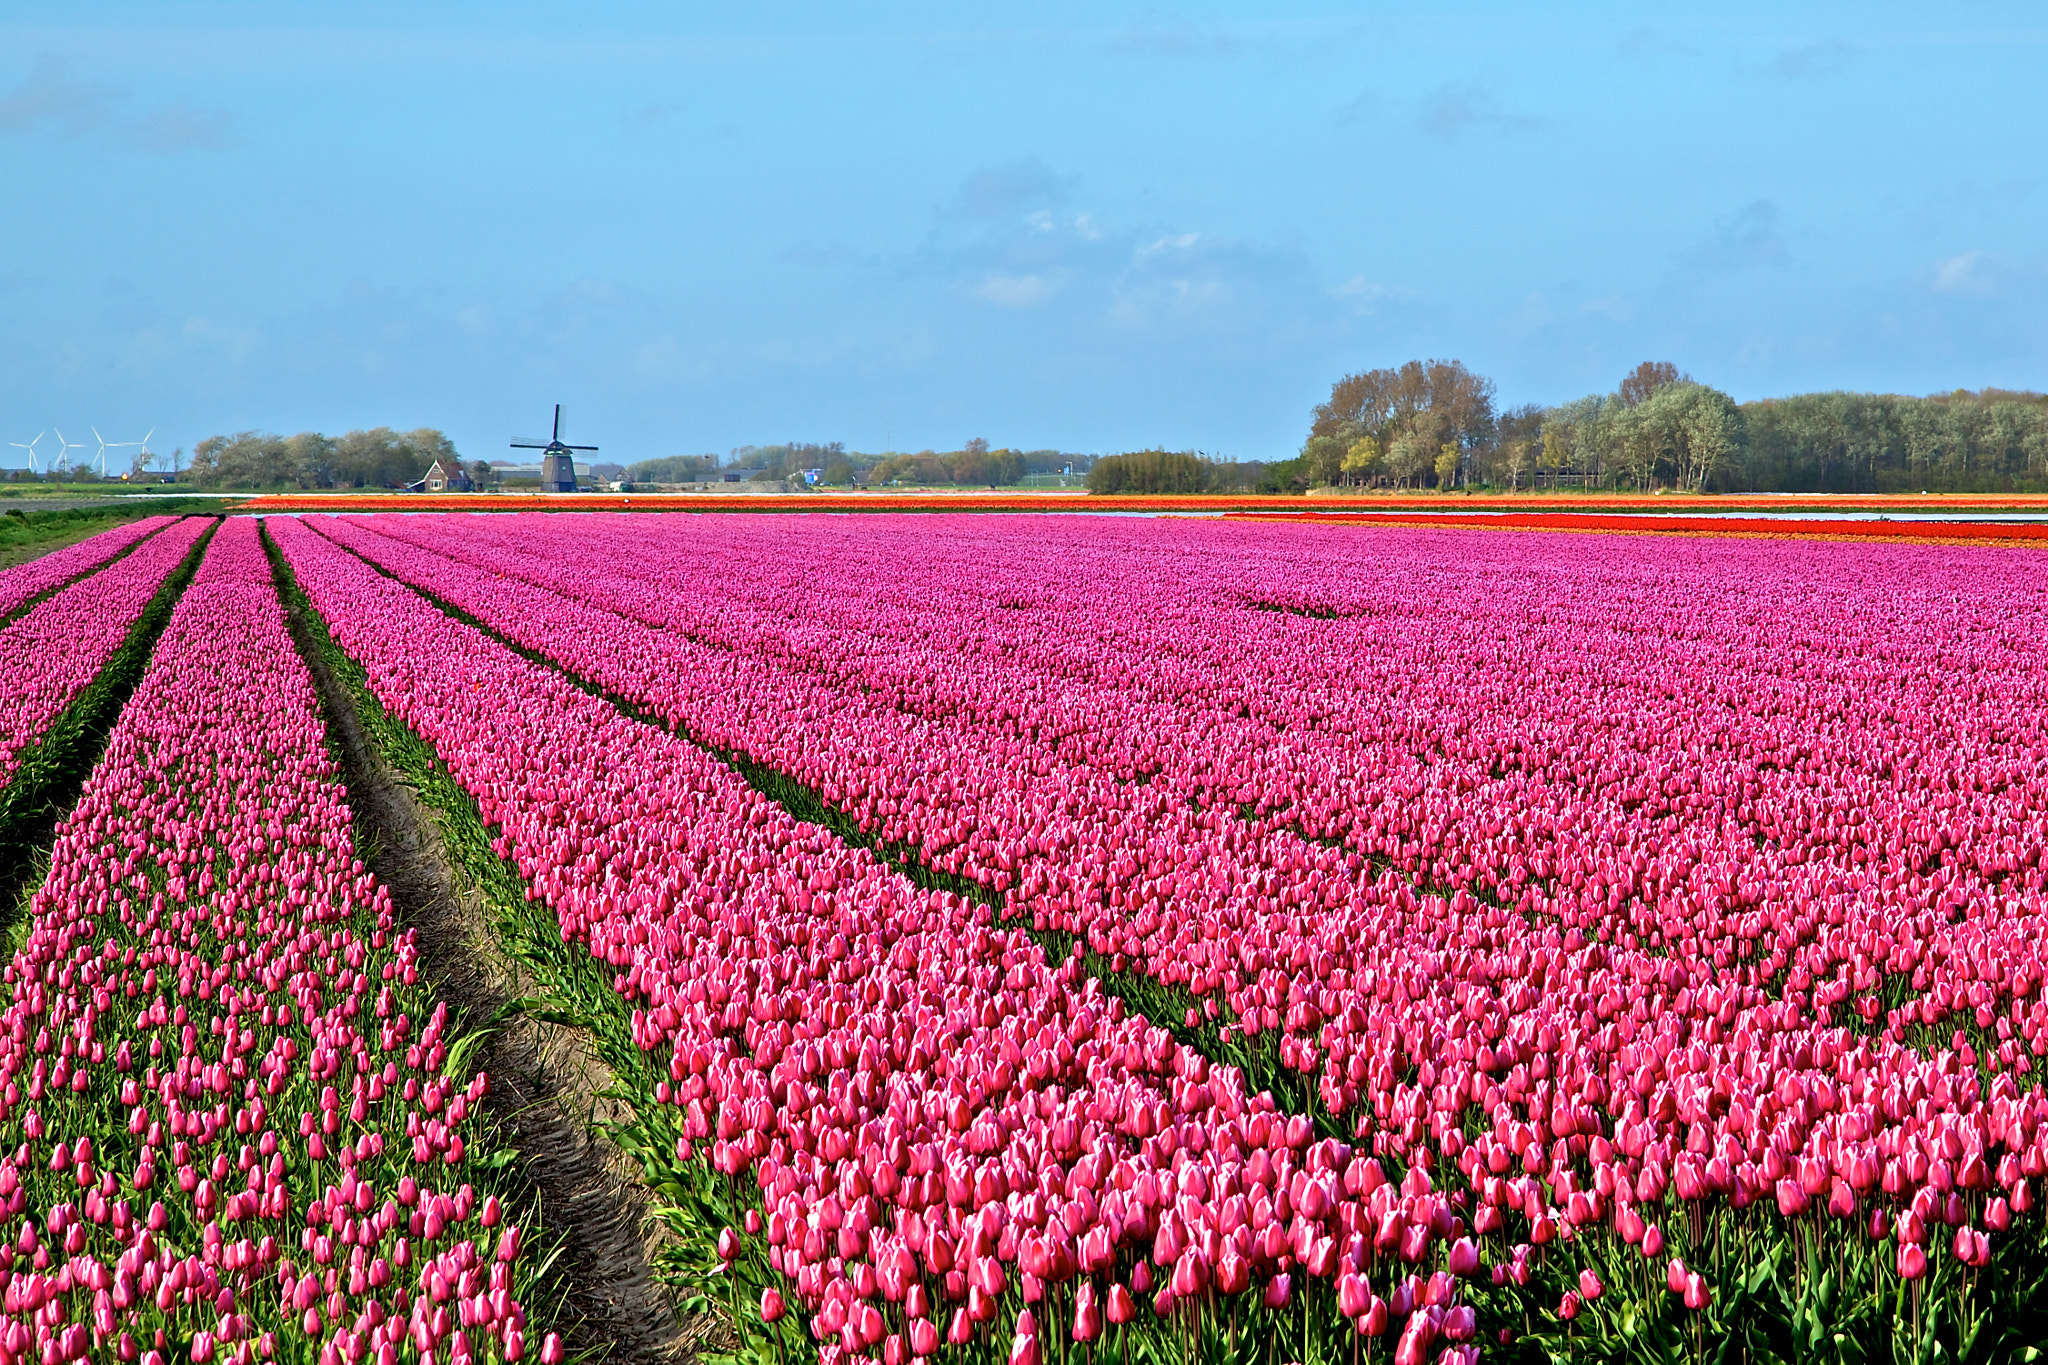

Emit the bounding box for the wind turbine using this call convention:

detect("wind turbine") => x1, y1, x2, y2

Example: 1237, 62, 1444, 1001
8, 433, 44, 475
52, 430, 88, 476
95, 427, 150, 477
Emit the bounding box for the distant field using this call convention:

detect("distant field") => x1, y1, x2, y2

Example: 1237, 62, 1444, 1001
235, 488, 2048, 543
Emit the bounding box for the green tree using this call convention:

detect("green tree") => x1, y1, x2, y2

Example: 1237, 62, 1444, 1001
1301, 435, 1347, 488
1387, 429, 1433, 489
1309, 358, 1498, 478
1086, 449, 1267, 494
1434, 442, 1460, 489
1341, 437, 1381, 487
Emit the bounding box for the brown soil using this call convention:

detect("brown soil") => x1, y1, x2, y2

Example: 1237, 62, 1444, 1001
282, 593, 702, 1364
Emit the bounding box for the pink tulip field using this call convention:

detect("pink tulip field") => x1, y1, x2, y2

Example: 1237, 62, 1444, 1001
0, 520, 559, 1365
15, 506, 2048, 1362
0, 516, 210, 796
252, 510, 2048, 1362
0, 516, 181, 623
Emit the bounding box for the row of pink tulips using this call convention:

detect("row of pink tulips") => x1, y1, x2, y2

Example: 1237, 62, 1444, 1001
0, 517, 181, 622
271, 514, 1513, 1361
0, 520, 552, 1365
312, 513, 2048, 1320
0, 517, 208, 791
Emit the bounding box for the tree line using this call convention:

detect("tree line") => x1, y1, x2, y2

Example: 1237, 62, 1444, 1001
1090, 361, 2048, 494
185, 428, 472, 490
626, 440, 1078, 488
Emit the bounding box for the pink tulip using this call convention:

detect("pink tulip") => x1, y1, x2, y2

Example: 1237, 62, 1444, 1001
1337, 1271, 1370, 1318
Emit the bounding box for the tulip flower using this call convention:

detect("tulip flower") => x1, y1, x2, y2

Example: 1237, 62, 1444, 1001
1337, 1271, 1370, 1318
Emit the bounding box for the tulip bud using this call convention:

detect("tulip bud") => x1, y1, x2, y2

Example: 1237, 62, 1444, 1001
1337, 1271, 1369, 1318
1578, 1268, 1603, 1301
1072, 1282, 1102, 1343
1009, 1314, 1041, 1365
760, 1288, 785, 1323
1558, 1291, 1580, 1321
1447, 1238, 1479, 1276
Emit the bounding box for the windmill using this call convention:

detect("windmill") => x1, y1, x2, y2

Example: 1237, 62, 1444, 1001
8, 433, 44, 476
511, 405, 597, 493
52, 430, 88, 476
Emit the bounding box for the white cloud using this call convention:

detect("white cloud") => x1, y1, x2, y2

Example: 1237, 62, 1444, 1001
1331, 274, 1388, 313
974, 272, 1056, 309
1137, 232, 1200, 260
1932, 251, 1991, 296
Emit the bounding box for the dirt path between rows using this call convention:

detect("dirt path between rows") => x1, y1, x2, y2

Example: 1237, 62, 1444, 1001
281, 589, 698, 1364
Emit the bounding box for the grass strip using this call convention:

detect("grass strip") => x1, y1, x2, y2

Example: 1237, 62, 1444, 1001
0, 517, 217, 930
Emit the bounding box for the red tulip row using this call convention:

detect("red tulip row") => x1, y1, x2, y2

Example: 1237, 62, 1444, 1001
305, 512, 2048, 1325
0, 517, 181, 622
0, 517, 210, 792
270, 514, 1522, 1361
0, 520, 554, 1365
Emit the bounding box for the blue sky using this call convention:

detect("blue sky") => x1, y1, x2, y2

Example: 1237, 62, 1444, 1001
2, 2, 2045, 466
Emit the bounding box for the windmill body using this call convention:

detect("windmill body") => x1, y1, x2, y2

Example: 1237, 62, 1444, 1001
510, 405, 597, 493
